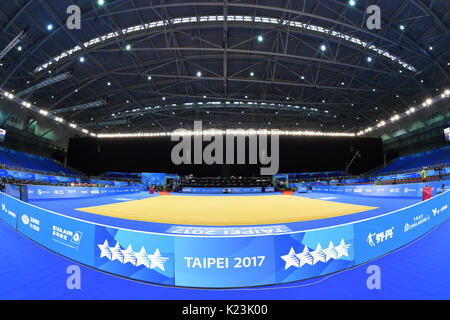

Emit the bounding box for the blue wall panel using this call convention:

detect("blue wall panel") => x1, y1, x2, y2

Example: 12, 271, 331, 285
1, 189, 449, 288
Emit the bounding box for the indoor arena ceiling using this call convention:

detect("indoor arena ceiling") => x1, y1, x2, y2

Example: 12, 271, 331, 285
0, 0, 449, 135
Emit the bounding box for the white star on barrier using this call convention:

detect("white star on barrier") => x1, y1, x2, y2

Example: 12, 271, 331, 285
147, 248, 169, 271
310, 243, 326, 265
110, 242, 124, 263
121, 244, 137, 266
334, 239, 351, 259
323, 241, 339, 262
134, 246, 151, 268
296, 246, 313, 267
281, 247, 300, 270
98, 239, 112, 260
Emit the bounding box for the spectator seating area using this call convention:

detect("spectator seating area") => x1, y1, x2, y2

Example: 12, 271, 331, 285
0, 146, 76, 176
374, 145, 450, 174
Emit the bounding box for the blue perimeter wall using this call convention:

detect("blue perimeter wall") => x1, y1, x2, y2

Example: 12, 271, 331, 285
182, 187, 266, 193
4, 184, 140, 201
0, 187, 448, 288
310, 181, 449, 198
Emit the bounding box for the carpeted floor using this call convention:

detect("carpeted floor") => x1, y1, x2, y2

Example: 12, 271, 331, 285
76, 193, 376, 225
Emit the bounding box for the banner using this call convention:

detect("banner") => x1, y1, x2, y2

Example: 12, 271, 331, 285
311, 181, 450, 198
25, 185, 140, 200
93, 226, 175, 285
354, 193, 448, 264
141, 173, 167, 188
181, 187, 262, 194
13, 195, 96, 265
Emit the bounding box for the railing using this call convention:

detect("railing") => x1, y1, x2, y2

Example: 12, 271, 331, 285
0, 162, 140, 185
371, 161, 450, 176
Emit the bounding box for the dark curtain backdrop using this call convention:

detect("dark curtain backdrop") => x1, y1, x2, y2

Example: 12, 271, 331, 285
67, 136, 383, 176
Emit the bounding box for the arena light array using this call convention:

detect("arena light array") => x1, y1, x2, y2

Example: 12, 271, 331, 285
357, 88, 450, 136
0, 89, 93, 137
111, 100, 335, 119
33, 15, 416, 73
97, 130, 355, 138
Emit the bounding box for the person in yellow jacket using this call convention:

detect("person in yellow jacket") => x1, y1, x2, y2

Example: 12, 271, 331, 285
421, 167, 427, 182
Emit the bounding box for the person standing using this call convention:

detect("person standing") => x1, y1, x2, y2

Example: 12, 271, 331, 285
421, 167, 427, 182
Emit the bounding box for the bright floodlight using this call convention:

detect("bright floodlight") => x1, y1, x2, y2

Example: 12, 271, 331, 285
320, 44, 326, 51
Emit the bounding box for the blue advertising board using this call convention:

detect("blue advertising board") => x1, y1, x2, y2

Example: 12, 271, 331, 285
141, 173, 167, 188
93, 226, 175, 285
275, 224, 354, 284
174, 235, 276, 287
311, 182, 449, 198
6, 193, 95, 265
182, 187, 262, 194
353, 194, 448, 264
25, 185, 140, 200
0, 193, 18, 228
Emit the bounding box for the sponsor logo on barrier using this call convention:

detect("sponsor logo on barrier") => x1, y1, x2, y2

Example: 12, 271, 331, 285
389, 188, 400, 193
52, 225, 82, 248
367, 227, 394, 247
432, 204, 448, 216
21, 214, 40, 231
90, 190, 100, 195
37, 189, 50, 196
404, 187, 416, 193
280, 239, 350, 269
54, 190, 64, 195
1, 203, 16, 220
21, 214, 29, 225
404, 214, 430, 232
97, 240, 168, 271
167, 225, 291, 235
